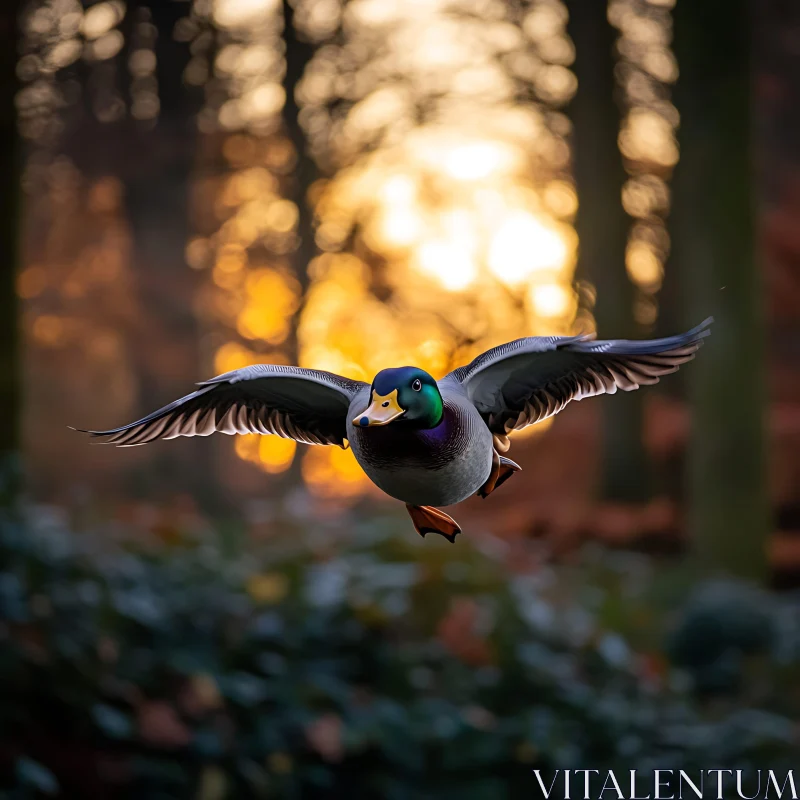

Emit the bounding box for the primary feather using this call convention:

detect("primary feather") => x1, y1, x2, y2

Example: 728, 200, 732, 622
449, 318, 712, 435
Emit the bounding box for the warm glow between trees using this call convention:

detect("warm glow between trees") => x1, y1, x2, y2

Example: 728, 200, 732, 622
16, 0, 681, 501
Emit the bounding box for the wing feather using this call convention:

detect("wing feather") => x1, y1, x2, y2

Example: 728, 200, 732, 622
449, 318, 712, 435
74, 365, 366, 448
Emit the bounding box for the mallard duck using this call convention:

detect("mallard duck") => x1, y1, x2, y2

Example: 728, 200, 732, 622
76, 318, 712, 542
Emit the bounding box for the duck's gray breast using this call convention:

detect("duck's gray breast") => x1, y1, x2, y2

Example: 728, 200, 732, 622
347, 383, 493, 507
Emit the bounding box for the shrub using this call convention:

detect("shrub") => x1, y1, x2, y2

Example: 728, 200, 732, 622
0, 504, 797, 798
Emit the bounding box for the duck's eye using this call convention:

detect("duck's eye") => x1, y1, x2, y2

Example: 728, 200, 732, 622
412, 379, 422, 392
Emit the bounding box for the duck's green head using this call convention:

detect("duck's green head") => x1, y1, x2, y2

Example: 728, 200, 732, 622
353, 367, 443, 430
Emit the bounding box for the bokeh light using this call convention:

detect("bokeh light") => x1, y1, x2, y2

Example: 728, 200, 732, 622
611, 0, 678, 327
278, 0, 583, 496
15, 0, 679, 500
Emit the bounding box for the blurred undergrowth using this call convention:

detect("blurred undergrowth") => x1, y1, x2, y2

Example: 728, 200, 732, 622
1, 502, 799, 798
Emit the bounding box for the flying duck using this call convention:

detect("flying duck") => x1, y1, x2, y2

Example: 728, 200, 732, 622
76, 318, 712, 542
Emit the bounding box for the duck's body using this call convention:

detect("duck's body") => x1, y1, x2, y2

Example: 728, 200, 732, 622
77, 318, 712, 542
347, 378, 493, 507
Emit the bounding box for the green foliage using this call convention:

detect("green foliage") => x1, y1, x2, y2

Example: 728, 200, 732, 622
0, 507, 797, 798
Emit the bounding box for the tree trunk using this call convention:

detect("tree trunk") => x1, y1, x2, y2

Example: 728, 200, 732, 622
282, 0, 318, 364
0, 2, 22, 504
122, 0, 202, 407
567, 0, 650, 502
125, 2, 223, 504
672, 0, 768, 580
280, 1, 318, 487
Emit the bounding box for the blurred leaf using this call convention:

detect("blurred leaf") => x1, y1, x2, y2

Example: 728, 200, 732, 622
246, 572, 289, 605
305, 713, 344, 762
251, 611, 284, 639
93, 703, 133, 739
181, 673, 223, 716
219, 672, 270, 706
197, 766, 228, 800
266, 752, 292, 775
137, 701, 191, 748
15, 758, 59, 795
0, 503, 798, 796
192, 728, 225, 759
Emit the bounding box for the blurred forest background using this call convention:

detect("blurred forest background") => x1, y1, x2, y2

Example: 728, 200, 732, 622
1, 0, 800, 797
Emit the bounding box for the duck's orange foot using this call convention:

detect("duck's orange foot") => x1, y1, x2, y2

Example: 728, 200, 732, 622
477, 452, 522, 499
406, 504, 461, 543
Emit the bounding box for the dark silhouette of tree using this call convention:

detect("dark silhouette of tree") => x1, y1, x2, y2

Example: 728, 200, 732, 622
277, 1, 318, 484
120, 1, 203, 407
672, 0, 768, 580
567, 0, 649, 503
0, 1, 21, 503
120, 1, 216, 502
59, 2, 203, 407
56, 1, 217, 504
282, 0, 318, 349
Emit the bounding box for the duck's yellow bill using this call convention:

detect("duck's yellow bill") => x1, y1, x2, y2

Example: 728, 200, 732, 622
353, 389, 405, 427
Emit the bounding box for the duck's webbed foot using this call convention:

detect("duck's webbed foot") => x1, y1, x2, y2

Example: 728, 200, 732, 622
477, 450, 522, 499
406, 504, 461, 543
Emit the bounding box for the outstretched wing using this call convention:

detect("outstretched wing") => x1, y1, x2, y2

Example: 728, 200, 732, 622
75, 365, 367, 448
449, 318, 712, 436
